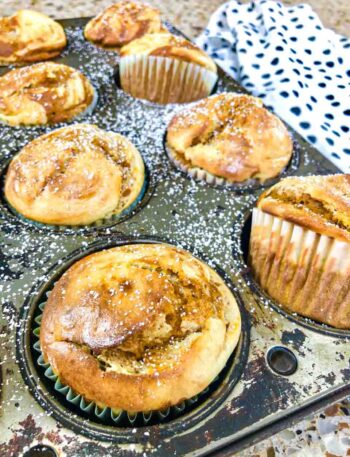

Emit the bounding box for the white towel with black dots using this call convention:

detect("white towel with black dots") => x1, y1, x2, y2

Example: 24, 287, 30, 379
196, 0, 350, 172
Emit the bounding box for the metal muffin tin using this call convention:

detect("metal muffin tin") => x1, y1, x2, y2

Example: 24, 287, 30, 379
0, 17, 349, 457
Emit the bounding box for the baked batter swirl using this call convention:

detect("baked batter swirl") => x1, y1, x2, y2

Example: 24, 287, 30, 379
0, 62, 94, 126
257, 174, 350, 242
5, 124, 145, 225
166, 93, 293, 183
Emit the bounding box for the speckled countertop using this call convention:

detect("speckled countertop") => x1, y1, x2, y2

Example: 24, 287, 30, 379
1, 1, 350, 456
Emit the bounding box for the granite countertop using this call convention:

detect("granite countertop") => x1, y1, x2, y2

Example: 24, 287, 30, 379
1, 1, 349, 456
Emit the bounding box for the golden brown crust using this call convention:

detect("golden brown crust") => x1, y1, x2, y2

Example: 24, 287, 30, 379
40, 244, 241, 412
84, 2, 162, 47
4, 124, 145, 225
257, 174, 350, 242
0, 10, 66, 64
120, 32, 217, 72
166, 93, 293, 183
0, 62, 94, 126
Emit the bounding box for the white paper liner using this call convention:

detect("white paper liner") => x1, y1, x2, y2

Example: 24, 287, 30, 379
120, 55, 217, 104
249, 208, 350, 329
166, 144, 231, 186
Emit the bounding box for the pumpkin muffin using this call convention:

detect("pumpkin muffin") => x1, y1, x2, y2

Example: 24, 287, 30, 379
0, 10, 66, 65
120, 32, 217, 104
40, 243, 241, 413
84, 1, 162, 48
166, 93, 293, 184
4, 124, 145, 225
249, 174, 350, 329
0, 62, 95, 126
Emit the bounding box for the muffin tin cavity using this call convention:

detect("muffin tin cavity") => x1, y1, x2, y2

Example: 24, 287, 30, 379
234, 211, 350, 338
17, 238, 250, 438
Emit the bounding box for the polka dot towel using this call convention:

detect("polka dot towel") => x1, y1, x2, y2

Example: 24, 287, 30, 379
196, 0, 350, 172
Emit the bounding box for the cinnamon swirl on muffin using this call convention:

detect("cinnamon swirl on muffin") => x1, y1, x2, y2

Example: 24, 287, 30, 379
120, 32, 217, 104
0, 10, 66, 65
4, 124, 145, 225
40, 243, 241, 412
0, 62, 95, 126
166, 93, 293, 184
249, 174, 350, 329
84, 2, 162, 48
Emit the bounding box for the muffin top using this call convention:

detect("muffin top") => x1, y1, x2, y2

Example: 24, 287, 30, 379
166, 93, 293, 183
84, 1, 162, 47
258, 174, 350, 242
40, 243, 241, 412
0, 62, 94, 126
120, 32, 217, 73
0, 10, 66, 64
5, 124, 145, 225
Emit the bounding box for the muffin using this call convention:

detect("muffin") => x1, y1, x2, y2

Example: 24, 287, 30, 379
119, 32, 217, 104
0, 10, 66, 65
84, 1, 162, 48
0, 62, 95, 126
166, 93, 293, 185
249, 174, 350, 329
40, 243, 241, 413
4, 124, 145, 226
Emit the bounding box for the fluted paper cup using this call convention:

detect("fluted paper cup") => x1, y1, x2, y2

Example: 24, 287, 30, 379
120, 55, 217, 104
249, 208, 350, 329
166, 144, 234, 186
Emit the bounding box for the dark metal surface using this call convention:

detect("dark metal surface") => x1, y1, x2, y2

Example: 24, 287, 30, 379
0, 17, 349, 457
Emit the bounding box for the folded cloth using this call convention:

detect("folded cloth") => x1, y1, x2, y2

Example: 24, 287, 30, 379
196, 0, 350, 172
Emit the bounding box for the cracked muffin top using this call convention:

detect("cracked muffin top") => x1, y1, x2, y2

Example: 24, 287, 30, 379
84, 1, 162, 47
166, 93, 293, 183
0, 9, 66, 64
40, 243, 241, 412
4, 124, 145, 225
257, 174, 350, 242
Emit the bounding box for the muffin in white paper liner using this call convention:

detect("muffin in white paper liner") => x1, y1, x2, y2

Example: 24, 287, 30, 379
119, 54, 217, 104
165, 92, 294, 186
249, 208, 350, 329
